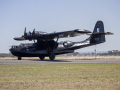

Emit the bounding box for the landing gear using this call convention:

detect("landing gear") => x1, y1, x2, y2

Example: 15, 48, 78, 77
49, 53, 55, 60
39, 57, 45, 60
47, 46, 55, 60
46, 37, 58, 60
18, 57, 21, 60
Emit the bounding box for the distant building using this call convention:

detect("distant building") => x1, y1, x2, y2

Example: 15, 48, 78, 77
108, 50, 119, 53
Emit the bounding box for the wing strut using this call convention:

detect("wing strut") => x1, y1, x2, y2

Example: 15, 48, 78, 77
53, 36, 59, 50
46, 36, 59, 60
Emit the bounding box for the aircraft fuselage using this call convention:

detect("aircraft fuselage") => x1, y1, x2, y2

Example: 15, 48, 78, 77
9, 40, 90, 57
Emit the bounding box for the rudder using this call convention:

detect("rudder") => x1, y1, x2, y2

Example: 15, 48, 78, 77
90, 21, 105, 44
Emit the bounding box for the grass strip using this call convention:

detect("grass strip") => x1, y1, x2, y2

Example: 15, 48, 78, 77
0, 64, 120, 90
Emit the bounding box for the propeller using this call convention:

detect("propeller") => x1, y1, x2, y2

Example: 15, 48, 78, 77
14, 27, 32, 41
32, 28, 35, 43
29, 31, 32, 40
24, 27, 26, 37
23, 27, 32, 40
32, 28, 35, 36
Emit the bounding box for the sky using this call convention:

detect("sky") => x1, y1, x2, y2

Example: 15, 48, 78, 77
0, 0, 120, 53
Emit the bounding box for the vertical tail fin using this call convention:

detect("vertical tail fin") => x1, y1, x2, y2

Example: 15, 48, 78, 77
90, 21, 105, 44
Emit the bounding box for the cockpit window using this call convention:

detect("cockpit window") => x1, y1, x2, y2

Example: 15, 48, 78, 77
11, 45, 18, 49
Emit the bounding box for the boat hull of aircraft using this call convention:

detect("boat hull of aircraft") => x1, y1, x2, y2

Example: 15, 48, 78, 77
9, 49, 74, 57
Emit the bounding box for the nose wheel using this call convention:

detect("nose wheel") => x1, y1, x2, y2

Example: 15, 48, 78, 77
49, 53, 55, 60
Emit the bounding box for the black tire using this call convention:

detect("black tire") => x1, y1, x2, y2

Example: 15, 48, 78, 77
18, 57, 21, 60
39, 57, 45, 60
49, 53, 55, 60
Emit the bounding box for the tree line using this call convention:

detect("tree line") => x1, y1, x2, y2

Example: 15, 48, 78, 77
0, 51, 120, 57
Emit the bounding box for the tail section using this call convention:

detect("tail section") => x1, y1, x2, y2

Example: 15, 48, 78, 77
90, 21, 105, 44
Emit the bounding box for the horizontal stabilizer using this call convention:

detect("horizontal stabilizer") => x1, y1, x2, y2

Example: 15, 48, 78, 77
87, 32, 113, 35
103, 32, 114, 35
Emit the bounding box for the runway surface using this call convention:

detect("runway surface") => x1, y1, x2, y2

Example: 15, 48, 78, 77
0, 59, 120, 65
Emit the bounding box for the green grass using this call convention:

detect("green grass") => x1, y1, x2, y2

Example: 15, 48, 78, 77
0, 64, 120, 90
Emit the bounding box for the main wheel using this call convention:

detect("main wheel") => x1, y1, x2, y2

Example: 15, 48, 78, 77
18, 57, 21, 60
49, 53, 55, 60
39, 57, 45, 60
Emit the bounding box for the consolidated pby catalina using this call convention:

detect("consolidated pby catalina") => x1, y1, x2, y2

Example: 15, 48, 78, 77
9, 21, 113, 60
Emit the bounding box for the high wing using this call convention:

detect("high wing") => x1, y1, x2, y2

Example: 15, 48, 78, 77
14, 28, 91, 41
46, 29, 91, 39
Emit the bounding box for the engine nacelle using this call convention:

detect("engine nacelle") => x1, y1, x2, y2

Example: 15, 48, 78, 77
63, 41, 74, 47
24, 31, 32, 40
33, 31, 47, 37
25, 31, 47, 40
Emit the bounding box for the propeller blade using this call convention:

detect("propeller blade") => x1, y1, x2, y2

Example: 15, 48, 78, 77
24, 27, 26, 36
32, 28, 35, 43
32, 28, 35, 37
29, 31, 31, 36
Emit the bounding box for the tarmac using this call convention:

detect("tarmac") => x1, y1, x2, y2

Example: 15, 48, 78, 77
0, 59, 120, 65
